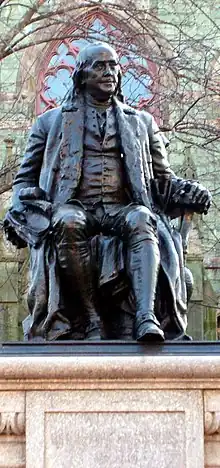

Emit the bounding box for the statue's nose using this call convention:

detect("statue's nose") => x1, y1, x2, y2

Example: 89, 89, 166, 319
103, 65, 113, 76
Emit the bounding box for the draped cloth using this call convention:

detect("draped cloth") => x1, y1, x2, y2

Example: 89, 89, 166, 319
19, 196, 188, 341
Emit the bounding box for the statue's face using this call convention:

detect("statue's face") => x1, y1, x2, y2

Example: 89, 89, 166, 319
81, 44, 120, 100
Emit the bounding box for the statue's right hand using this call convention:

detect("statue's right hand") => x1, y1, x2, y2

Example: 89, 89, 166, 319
4, 221, 27, 249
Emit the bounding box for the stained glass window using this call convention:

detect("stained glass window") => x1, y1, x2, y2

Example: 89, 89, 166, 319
37, 14, 157, 115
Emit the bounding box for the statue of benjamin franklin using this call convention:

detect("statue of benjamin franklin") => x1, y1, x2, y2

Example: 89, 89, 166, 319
4, 42, 211, 342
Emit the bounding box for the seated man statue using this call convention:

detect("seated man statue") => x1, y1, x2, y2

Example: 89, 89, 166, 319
4, 42, 211, 342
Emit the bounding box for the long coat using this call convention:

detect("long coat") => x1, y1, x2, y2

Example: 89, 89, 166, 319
13, 95, 173, 208
11, 93, 188, 341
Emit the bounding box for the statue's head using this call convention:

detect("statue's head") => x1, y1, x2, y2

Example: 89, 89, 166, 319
73, 42, 123, 101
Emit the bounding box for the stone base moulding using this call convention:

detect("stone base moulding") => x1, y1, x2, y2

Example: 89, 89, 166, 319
0, 392, 25, 468
1, 343, 220, 467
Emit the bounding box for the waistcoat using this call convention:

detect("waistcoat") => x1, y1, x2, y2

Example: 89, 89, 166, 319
77, 105, 129, 207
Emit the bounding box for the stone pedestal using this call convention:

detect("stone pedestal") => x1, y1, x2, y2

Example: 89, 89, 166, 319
0, 342, 220, 467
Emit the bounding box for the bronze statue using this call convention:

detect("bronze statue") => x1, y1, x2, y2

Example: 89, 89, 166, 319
4, 42, 211, 342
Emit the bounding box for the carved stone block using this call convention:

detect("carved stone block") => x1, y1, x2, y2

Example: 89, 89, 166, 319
26, 389, 204, 468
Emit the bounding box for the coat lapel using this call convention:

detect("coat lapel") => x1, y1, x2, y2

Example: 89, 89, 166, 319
58, 96, 84, 202
114, 97, 151, 209
114, 97, 140, 165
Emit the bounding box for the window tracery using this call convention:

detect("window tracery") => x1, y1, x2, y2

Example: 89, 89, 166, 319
37, 13, 157, 114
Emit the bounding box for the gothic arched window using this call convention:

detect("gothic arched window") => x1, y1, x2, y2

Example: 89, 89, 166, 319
36, 12, 157, 115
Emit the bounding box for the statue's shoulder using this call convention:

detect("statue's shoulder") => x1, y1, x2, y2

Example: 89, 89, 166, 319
38, 106, 61, 122
36, 107, 62, 132
118, 101, 153, 124
118, 101, 137, 115
136, 108, 154, 125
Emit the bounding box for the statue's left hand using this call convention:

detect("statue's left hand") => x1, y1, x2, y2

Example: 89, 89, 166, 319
172, 180, 212, 214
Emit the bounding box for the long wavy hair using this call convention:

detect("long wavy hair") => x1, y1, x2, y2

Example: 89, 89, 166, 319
72, 42, 124, 102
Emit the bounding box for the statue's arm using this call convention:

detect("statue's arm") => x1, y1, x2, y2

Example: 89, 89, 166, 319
142, 112, 211, 216
12, 115, 47, 210
144, 113, 174, 178
4, 116, 47, 248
